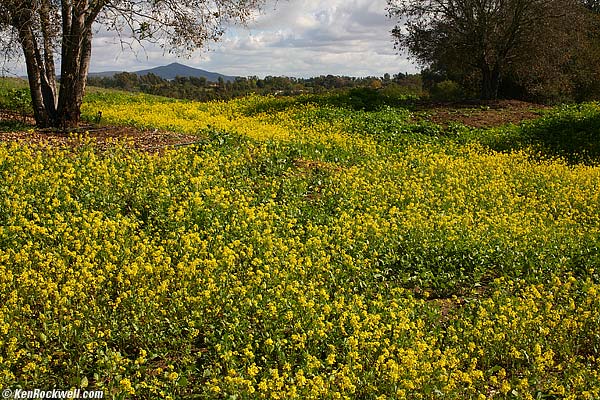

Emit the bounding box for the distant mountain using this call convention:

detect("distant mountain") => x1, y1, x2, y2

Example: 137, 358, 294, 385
135, 63, 237, 82
88, 62, 237, 82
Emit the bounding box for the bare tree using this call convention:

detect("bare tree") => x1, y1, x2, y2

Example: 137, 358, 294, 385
387, 0, 591, 100
0, 0, 267, 128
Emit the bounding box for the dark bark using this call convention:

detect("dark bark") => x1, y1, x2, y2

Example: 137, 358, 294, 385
481, 65, 501, 100
12, 1, 59, 127
39, 0, 58, 118
18, 20, 52, 127
56, 7, 92, 128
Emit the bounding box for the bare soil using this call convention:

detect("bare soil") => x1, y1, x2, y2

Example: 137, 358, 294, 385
412, 99, 550, 128
0, 111, 202, 152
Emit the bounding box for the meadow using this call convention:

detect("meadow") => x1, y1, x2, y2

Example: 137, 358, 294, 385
1, 87, 599, 399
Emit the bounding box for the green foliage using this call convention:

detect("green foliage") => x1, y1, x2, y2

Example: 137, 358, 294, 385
345, 87, 385, 111
89, 73, 425, 104
479, 103, 600, 164
0, 77, 29, 92
429, 80, 465, 102
518, 103, 600, 163
0, 78, 31, 113
325, 88, 419, 111
6, 89, 31, 112
380, 81, 423, 99
0, 79, 33, 129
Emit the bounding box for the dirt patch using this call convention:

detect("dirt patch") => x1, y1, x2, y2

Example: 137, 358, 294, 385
0, 112, 203, 152
0, 110, 36, 125
413, 99, 550, 128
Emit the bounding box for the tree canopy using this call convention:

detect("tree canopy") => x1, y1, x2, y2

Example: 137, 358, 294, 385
387, 0, 599, 100
0, 0, 267, 128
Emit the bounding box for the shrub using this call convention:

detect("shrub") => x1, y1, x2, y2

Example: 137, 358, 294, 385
429, 80, 464, 102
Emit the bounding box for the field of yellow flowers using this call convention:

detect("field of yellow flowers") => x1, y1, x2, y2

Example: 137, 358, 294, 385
1, 91, 600, 399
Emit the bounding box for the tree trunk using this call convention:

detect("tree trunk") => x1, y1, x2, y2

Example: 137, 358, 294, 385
20, 30, 51, 127
16, 12, 55, 127
55, 6, 93, 128
12, 0, 96, 129
481, 65, 501, 100
39, 0, 59, 117
13, 1, 59, 127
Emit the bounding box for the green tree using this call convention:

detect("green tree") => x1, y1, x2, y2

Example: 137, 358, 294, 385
1, 0, 267, 128
388, 0, 593, 100
114, 72, 139, 91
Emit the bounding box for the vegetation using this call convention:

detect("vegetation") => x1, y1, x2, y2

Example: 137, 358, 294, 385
1, 90, 599, 398
0, 78, 31, 130
4, 0, 600, 130
0, 79, 29, 112
0, 0, 267, 128
86, 73, 424, 103
388, 0, 600, 102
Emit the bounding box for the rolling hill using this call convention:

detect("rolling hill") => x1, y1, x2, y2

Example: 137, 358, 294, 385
88, 62, 237, 82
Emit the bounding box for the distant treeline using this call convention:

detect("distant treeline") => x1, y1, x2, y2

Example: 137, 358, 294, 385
86, 72, 423, 101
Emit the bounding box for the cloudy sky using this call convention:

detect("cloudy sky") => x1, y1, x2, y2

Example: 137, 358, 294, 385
5, 0, 418, 78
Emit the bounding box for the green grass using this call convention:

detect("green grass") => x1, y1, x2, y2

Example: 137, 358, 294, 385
0, 77, 28, 91
0, 77, 31, 117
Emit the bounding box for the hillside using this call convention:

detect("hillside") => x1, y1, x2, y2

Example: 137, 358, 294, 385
88, 62, 237, 82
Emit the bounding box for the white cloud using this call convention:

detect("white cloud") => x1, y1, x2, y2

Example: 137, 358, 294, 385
3, 0, 418, 78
